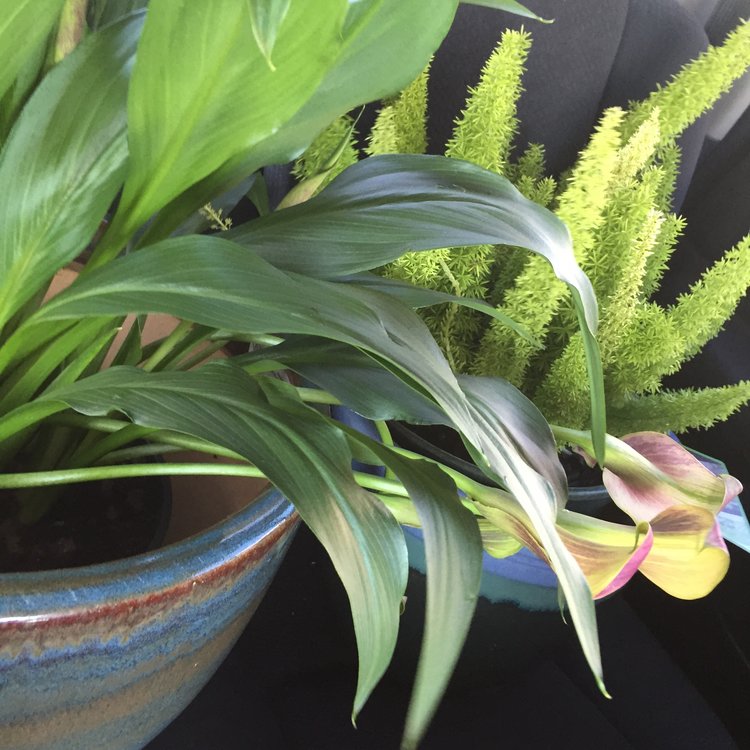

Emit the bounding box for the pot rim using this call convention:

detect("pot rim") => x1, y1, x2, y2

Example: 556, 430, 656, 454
0, 485, 296, 617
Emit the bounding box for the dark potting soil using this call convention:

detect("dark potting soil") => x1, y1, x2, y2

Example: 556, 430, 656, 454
390, 421, 604, 487
0, 474, 170, 573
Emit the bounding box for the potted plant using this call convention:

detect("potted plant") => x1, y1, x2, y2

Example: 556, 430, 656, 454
0, 1, 627, 748
288, 23, 750, 609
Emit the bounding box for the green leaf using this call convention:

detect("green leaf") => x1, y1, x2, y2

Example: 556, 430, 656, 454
104, 0, 348, 248
231, 155, 580, 282
247, 0, 291, 69
229, 154, 607, 459
343, 273, 537, 346
0, 0, 66, 101
238, 337, 448, 424
88, 0, 149, 30
342, 430, 482, 750
459, 375, 567, 502
0, 317, 115, 415
137, 0, 461, 241
39, 364, 409, 717
461, 380, 606, 698
31, 233, 604, 690
461, 0, 552, 23
0, 14, 142, 332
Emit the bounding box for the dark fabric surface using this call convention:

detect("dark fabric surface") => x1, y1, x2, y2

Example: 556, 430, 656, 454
424, 0, 629, 177
148, 524, 738, 749
150, 1, 749, 747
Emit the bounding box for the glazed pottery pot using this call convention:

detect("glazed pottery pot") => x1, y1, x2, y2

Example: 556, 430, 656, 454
0, 480, 297, 750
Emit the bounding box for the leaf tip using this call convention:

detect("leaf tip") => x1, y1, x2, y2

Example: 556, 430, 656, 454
597, 678, 612, 700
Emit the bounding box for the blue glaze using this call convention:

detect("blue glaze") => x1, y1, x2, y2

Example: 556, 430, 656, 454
0, 487, 297, 750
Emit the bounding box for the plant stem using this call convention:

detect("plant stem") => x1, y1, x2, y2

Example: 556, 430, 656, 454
169, 339, 227, 371
550, 425, 595, 454
0, 461, 412, 500
0, 463, 269, 488
141, 321, 194, 372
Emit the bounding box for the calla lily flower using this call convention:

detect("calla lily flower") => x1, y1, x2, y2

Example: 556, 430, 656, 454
474, 430, 741, 600
596, 432, 742, 522
585, 432, 739, 598
475, 494, 654, 600
556, 510, 654, 599
639, 504, 730, 599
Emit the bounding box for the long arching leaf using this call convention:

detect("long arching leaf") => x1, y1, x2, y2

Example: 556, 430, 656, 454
0, 0, 66, 102
0, 14, 141, 331
342, 430, 483, 750
39, 364, 409, 719
139, 0, 463, 240
228, 154, 606, 460
28, 232, 605, 693
102, 0, 348, 250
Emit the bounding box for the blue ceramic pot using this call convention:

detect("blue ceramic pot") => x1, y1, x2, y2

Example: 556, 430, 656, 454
0, 486, 297, 750
336, 412, 610, 611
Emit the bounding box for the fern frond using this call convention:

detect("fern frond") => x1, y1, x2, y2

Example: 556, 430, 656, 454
623, 20, 750, 143
473, 108, 625, 385
607, 382, 750, 436
446, 29, 531, 173
607, 302, 685, 396
417, 30, 532, 369
366, 65, 429, 156
652, 141, 682, 212
641, 212, 686, 299
534, 208, 665, 425
508, 142, 547, 184
667, 234, 750, 365
584, 170, 662, 303
611, 108, 661, 184
512, 145, 555, 206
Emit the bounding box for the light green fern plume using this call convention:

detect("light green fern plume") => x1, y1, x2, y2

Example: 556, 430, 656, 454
387, 30, 533, 370
608, 382, 750, 435
623, 19, 750, 141
607, 303, 686, 397
641, 212, 685, 298
534, 208, 665, 427
299, 23, 750, 436
366, 65, 429, 157
474, 107, 625, 385
445, 29, 532, 171
668, 235, 750, 365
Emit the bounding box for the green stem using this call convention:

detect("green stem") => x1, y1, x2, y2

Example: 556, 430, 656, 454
169, 339, 227, 371
0, 461, 412, 500
154, 325, 216, 370
374, 420, 394, 447
550, 424, 595, 454
0, 462, 268, 489
141, 321, 194, 372
373, 420, 399, 482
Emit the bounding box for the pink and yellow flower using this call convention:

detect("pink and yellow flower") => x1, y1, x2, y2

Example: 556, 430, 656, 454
477, 431, 742, 600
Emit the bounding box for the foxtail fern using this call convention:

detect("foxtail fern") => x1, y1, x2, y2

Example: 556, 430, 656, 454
295, 22, 750, 436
